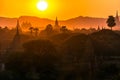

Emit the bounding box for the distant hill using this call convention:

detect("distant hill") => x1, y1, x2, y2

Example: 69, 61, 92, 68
64, 16, 107, 29
0, 17, 17, 28
0, 16, 119, 30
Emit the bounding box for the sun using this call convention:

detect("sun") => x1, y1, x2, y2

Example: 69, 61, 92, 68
37, 1, 48, 11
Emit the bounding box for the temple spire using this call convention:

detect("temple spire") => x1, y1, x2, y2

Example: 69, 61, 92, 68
55, 17, 59, 26
54, 17, 60, 32
16, 19, 20, 36
116, 11, 119, 20
7, 19, 22, 52
115, 11, 120, 27
116, 11, 119, 17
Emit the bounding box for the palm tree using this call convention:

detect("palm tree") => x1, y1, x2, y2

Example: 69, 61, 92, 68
29, 27, 34, 35
34, 28, 39, 37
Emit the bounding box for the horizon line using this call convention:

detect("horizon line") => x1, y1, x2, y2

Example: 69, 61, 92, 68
0, 15, 113, 21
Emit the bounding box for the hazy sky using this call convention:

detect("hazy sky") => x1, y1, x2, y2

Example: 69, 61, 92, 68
0, 0, 120, 20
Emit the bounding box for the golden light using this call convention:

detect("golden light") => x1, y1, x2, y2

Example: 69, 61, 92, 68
37, 1, 48, 11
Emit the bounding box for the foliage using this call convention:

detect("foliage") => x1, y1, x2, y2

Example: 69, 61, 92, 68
60, 26, 68, 33
106, 16, 116, 30
3, 39, 59, 80
1, 29, 120, 80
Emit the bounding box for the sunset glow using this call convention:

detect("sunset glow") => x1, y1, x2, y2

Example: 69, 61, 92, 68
0, 0, 120, 79
0, 0, 120, 20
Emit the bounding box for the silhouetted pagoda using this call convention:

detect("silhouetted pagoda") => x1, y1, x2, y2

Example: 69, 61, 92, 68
115, 11, 120, 27
7, 19, 22, 52
54, 17, 60, 32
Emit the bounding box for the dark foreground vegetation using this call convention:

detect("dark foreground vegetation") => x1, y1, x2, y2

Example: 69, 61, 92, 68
0, 29, 120, 80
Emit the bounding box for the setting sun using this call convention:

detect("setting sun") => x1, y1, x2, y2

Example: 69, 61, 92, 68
37, 1, 48, 11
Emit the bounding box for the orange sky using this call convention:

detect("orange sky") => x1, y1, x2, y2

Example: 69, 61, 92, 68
0, 0, 120, 20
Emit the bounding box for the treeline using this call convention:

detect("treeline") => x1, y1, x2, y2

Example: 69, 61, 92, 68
0, 29, 120, 80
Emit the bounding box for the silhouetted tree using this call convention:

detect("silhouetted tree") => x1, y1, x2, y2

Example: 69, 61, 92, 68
60, 26, 68, 33
4, 40, 59, 80
90, 29, 120, 56
29, 27, 34, 36
22, 22, 32, 31
96, 64, 119, 80
63, 34, 89, 63
106, 16, 116, 30
3, 26, 9, 33
34, 28, 39, 37
4, 52, 27, 80
23, 40, 59, 80
45, 24, 53, 35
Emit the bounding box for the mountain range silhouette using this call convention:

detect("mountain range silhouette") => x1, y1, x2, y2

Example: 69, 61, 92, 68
0, 16, 120, 30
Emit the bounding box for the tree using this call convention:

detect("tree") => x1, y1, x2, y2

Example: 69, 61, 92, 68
45, 24, 53, 35
40, 24, 54, 36
29, 27, 34, 36
106, 16, 116, 30
4, 52, 27, 80
23, 40, 56, 53
63, 34, 89, 63
34, 28, 39, 37
60, 26, 68, 33
4, 40, 59, 80
96, 64, 119, 80
23, 40, 59, 80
